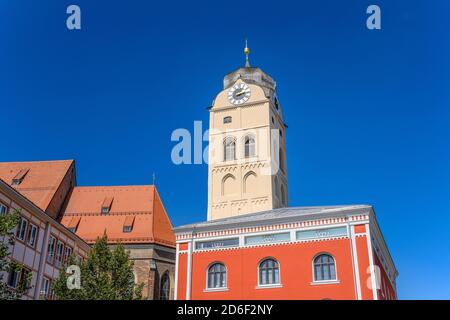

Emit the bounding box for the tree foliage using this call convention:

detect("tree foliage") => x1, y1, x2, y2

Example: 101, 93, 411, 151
0, 208, 30, 300
53, 234, 143, 300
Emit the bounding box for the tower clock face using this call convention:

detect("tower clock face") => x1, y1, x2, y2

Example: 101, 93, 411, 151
228, 83, 251, 105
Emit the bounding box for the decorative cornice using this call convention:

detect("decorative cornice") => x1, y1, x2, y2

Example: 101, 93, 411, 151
211, 100, 267, 112
176, 215, 360, 241
193, 236, 350, 254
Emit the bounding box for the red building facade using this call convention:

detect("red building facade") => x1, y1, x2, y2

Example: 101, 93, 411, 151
174, 48, 398, 300
174, 206, 398, 300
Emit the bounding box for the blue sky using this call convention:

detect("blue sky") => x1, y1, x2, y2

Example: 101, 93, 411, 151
1, 1, 449, 299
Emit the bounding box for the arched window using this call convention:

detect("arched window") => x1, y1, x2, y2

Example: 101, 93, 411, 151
258, 258, 280, 286
207, 263, 226, 289
313, 254, 336, 281
244, 136, 255, 158
224, 137, 236, 161
160, 272, 170, 300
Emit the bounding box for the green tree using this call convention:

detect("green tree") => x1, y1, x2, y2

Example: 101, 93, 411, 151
53, 234, 143, 300
0, 208, 31, 300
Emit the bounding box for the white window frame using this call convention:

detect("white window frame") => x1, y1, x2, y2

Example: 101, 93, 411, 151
311, 253, 340, 285
64, 246, 73, 264
257, 258, 282, 288
16, 217, 28, 241
244, 135, 256, 158
223, 137, 236, 162
205, 262, 228, 291
0, 203, 8, 216
55, 241, 65, 267
47, 236, 57, 264
27, 223, 38, 247
40, 277, 51, 299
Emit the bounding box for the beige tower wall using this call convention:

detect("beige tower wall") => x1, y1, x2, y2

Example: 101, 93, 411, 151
207, 79, 288, 220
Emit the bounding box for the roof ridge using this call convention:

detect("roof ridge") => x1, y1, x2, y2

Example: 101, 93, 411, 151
0, 159, 74, 164
72, 185, 155, 189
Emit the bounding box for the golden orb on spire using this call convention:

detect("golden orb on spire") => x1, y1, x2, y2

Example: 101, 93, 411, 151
244, 39, 250, 67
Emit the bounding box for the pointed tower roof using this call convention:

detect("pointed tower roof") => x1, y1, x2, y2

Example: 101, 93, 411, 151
223, 42, 277, 97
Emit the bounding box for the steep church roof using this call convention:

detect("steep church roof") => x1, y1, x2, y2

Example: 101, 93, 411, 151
60, 185, 175, 247
0, 160, 74, 214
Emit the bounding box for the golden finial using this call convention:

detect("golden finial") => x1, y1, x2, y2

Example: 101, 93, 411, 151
244, 39, 250, 67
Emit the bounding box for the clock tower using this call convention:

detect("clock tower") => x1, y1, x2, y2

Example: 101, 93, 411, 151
207, 43, 288, 220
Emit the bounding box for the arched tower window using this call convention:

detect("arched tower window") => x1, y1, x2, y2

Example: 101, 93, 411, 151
224, 137, 236, 161
259, 258, 280, 285
313, 254, 336, 281
207, 263, 226, 289
160, 272, 170, 300
244, 135, 256, 158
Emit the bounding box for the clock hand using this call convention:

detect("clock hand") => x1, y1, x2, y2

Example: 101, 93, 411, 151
235, 90, 246, 96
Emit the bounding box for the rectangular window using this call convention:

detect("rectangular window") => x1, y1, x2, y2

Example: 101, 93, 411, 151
0, 203, 8, 216
47, 236, 57, 264
7, 269, 20, 288
40, 277, 51, 299
64, 246, 73, 264
296, 226, 348, 241
27, 223, 38, 247
8, 267, 31, 290
223, 116, 232, 124
245, 232, 290, 246
20, 268, 32, 291
195, 238, 239, 250
16, 217, 28, 241
55, 241, 65, 268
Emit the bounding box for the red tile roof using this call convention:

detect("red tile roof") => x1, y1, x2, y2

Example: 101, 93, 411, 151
0, 160, 175, 249
0, 160, 73, 212
60, 185, 175, 248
